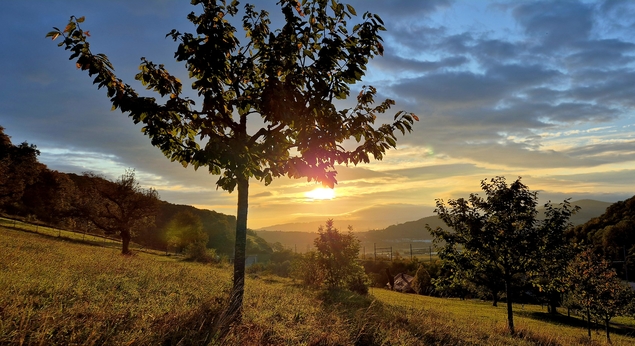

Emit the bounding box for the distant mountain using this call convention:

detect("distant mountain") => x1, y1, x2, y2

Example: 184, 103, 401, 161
569, 196, 635, 258
257, 199, 612, 252
257, 204, 435, 233
566, 199, 612, 226
255, 230, 319, 252
257, 219, 384, 233
362, 215, 443, 242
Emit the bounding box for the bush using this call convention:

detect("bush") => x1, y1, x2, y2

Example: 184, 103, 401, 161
292, 251, 324, 288
246, 262, 265, 274
270, 260, 292, 277
185, 242, 219, 263
346, 267, 371, 295
412, 264, 432, 295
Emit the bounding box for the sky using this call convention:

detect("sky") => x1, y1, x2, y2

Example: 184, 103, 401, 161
1, 0, 635, 230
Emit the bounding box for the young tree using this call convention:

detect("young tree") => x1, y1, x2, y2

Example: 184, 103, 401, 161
314, 219, 364, 290
79, 170, 160, 254
566, 248, 633, 343
412, 264, 432, 295
48, 0, 416, 317
429, 177, 574, 334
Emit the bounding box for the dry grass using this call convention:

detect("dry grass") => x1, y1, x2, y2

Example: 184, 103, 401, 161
2, 225, 635, 345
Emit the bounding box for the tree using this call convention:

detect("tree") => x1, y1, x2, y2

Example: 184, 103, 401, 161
314, 219, 364, 290
533, 199, 579, 314
566, 248, 633, 343
49, 0, 416, 317
80, 170, 159, 254
165, 211, 208, 255
429, 176, 574, 334
433, 241, 505, 306
20, 168, 78, 224
412, 264, 432, 295
0, 126, 42, 210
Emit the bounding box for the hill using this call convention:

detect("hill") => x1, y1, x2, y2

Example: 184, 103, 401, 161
3, 226, 635, 345
257, 199, 612, 253
569, 195, 635, 278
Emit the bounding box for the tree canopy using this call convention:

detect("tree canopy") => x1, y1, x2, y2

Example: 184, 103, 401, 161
77, 170, 160, 254
0, 126, 42, 211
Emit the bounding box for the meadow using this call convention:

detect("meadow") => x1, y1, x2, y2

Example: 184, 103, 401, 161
2, 225, 635, 345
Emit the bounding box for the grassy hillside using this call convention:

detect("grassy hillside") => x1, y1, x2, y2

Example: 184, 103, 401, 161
2, 226, 635, 345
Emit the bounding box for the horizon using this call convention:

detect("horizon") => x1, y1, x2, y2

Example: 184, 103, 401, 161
2, 0, 635, 229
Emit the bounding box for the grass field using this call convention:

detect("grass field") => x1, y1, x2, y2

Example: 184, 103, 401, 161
2, 225, 635, 345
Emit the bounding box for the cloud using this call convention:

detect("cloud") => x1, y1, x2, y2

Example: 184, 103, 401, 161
2, 0, 635, 228
512, 1, 594, 51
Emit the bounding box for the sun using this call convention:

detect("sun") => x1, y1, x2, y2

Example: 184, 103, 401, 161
305, 187, 336, 200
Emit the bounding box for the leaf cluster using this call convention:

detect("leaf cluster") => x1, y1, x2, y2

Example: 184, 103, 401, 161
48, 1, 418, 192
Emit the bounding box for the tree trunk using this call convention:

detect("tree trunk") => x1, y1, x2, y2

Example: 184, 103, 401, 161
492, 291, 499, 307
548, 292, 559, 315
605, 318, 611, 344
505, 279, 515, 334
229, 177, 249, 321
586, 306, 592, 339
121, 230, 131, 255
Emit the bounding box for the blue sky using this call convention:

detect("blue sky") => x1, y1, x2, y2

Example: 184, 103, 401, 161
1, 0, 635, 229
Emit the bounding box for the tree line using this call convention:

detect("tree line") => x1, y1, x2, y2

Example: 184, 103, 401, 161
428, 176, 633, 342
0, 126, 272, 258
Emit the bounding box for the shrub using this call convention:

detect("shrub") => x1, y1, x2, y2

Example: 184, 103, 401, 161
412, 264, 432, 295
314, 220, 363, 290
346, 267, 371, 295
292, 251, 324, 288
185, 242, 219, 263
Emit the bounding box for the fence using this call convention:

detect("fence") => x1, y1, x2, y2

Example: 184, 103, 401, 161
360, 243, 437, 262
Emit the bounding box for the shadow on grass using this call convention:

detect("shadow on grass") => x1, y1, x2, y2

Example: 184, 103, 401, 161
515, 310, 635, 338
2, 225, 107, 248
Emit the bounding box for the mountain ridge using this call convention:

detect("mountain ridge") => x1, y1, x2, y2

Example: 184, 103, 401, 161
256, 199, 613, 251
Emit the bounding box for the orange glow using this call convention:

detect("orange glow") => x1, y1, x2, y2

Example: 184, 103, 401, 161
305, 187, 335, 200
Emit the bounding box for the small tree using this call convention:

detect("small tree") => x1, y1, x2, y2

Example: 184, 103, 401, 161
80, 169, 159, 254
412, 264, 432, 295
566, 248, 633, 343
314, 219, 366, 291
49, 0, 416, 317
